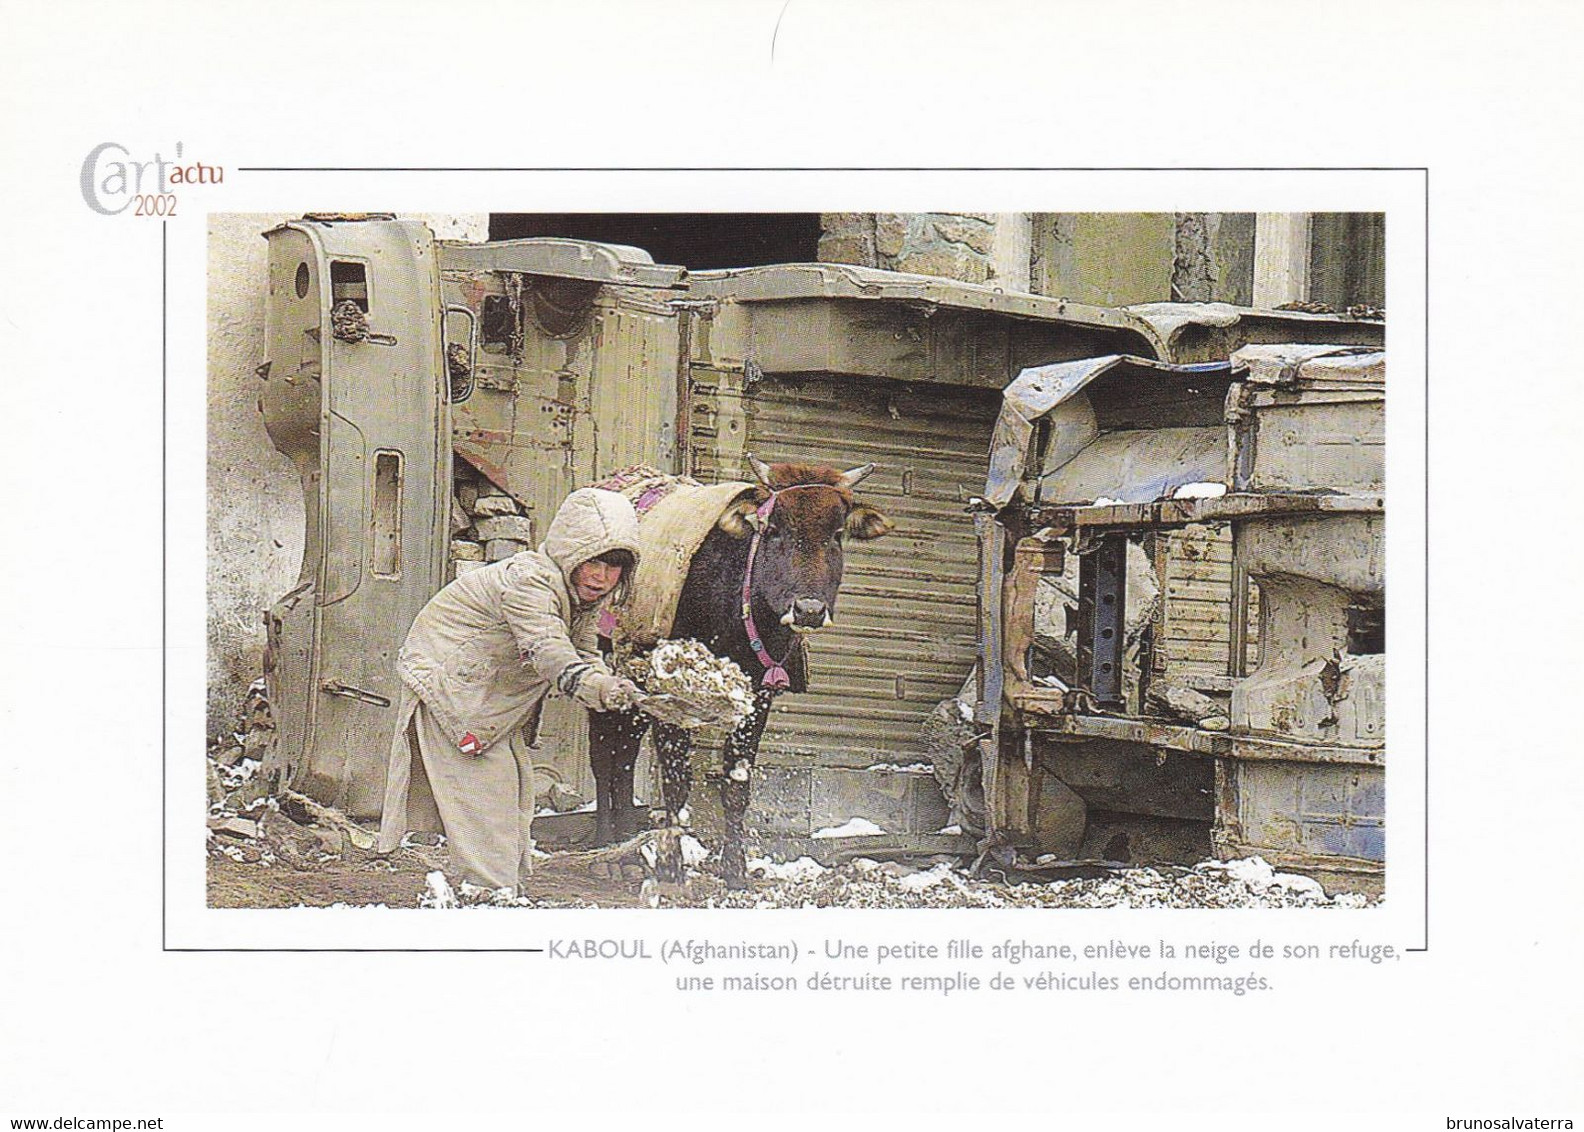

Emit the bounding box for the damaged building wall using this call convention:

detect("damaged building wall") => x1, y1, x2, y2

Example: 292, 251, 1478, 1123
816, 211, 1297, 305
818, 212, 1032, 290
1171, 213, 1256, 305
1030, 213, 1260, 307
205, 212, 488, 737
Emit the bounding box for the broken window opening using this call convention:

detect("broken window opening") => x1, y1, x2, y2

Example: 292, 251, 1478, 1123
371, 451, 402, 578
329, 260, 369, 312
1346, 602, 1385, 655
480, 294, 515, 354
444, 306, 476, 403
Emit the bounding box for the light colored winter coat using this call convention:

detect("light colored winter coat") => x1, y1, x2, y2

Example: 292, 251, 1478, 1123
396, 488, 641, 751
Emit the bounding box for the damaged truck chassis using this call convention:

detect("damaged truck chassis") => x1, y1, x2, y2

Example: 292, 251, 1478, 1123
973, 343, 1385, 894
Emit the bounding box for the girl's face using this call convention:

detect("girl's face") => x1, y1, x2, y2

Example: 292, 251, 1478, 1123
570, 558, 624, 603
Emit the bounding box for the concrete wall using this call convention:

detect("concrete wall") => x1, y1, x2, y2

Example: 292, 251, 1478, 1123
205, 212, 487, 737
1172, 213, 1256, 305
1031, 213, 1176, 305
823, 211, 1368, 309
820, 212, 1032, 290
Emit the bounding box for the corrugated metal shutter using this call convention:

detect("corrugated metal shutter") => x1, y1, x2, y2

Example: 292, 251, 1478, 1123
1159, 523, 1233, 681
699, 373, 1001, 766
1157, 522, 1261, 684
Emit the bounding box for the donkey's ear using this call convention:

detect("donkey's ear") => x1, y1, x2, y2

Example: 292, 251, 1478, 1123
846, 505, 894, 541
717, 498, 763, 539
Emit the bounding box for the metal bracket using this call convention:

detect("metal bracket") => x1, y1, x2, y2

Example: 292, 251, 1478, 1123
319, 680, 392, 708
1075, 534, 1126, 711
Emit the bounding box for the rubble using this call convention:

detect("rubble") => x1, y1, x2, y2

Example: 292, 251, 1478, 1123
921, 682, 987, 837
485, 538, 527, 562
471, 494, 520, 518
473, 515, 536, 543
680, 855, 1379, 910
1146, 680, 1232, 730
447, 459, 535, 580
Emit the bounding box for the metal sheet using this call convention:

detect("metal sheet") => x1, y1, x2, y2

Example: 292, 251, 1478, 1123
1227, 760, 1384, 863
1160, 524, 1237, 683
438, 238, 686, 289
984, 355, 1232, 508
442, 278, 683, 804
262, 220, 449, 817
1038, 426, 1225, 506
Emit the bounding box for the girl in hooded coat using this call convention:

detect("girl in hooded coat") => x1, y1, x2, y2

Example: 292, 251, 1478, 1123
377, 488, 644, 893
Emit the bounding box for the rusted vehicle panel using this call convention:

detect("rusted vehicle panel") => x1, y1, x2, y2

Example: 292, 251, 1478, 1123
260, 218, 450, 816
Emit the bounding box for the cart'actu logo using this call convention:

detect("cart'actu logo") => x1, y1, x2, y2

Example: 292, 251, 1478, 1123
80, 140, 223, 216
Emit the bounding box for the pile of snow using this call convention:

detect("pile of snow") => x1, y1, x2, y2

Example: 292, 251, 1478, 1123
747, 855, 827, 882
624, 638, 757, 726
812, 818, 886, 839
1172, 481, 1228, 500
420, 871, 457, 909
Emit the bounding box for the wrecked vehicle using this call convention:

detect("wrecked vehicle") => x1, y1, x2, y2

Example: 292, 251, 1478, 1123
972, 342, 1386, 893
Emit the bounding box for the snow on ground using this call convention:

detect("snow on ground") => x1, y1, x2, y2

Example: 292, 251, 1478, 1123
684, 855, 1376, 910
745, 855, 827, 882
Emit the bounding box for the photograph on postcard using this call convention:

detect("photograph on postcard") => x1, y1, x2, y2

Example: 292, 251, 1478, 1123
206, 210, 1387, 912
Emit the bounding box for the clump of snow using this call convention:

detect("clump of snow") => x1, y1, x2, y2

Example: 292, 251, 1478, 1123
420, 871, 457, 909
894, 863, 955, 891
937, 824, 964, 836
863, 762, 933, 773
748, 855, 827, 882
1172, 481, 1227, 500
623, 638, 756, 726
1092, 496, 1125, 507
812, 818, 886, 839
679, 834, 709, 867
1198, 856, 1324, 899
1214, 856, 1276, 890
217, 758, 260, 790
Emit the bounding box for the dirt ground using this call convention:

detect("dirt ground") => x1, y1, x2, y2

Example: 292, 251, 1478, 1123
207, 833, 661, 909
